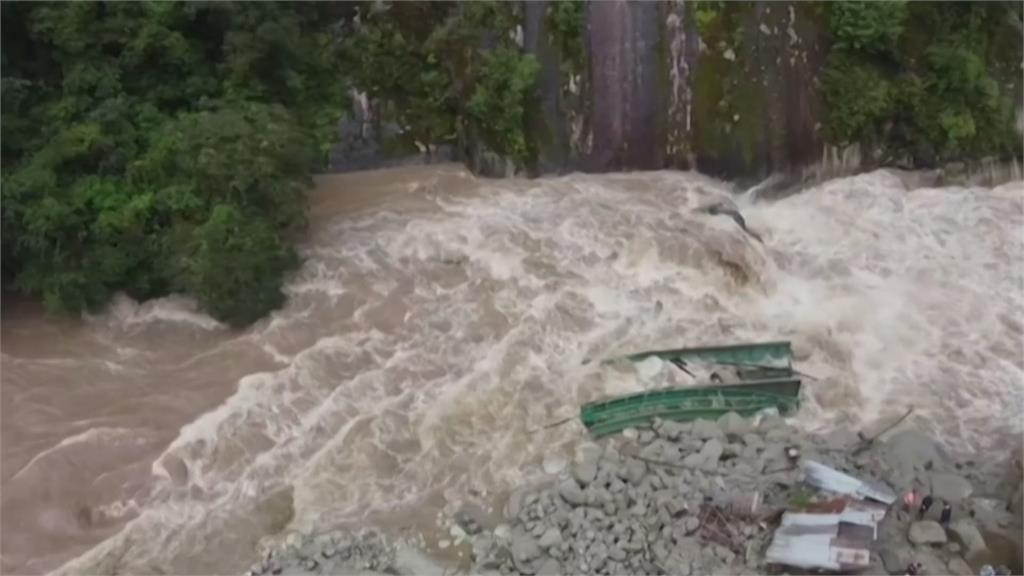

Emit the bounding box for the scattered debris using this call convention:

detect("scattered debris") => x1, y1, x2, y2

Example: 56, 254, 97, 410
801, 460, 897, 504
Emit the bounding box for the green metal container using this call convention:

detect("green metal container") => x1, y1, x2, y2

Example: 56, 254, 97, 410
580, 341, 802, 437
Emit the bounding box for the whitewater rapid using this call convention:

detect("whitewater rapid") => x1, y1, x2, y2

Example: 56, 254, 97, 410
1, 166, 1020, 574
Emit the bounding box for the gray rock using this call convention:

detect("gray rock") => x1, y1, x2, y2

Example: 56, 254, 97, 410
639, 431, 656, 445
543, 454, 568, 475
879, 547, 906, 575
624, 459, 647, 484
455, 504, 488, 535
559, 480, 586, 506
505, 489, 526, 520
908, 520, 947, 545
472, 536, 506, 569
946, 519, 987, 556
713, 545, 736, 564
697, 439, 724, 471
684, 517, 700, 534
535, 558, 562, 576
931, 473, 973, 503
947, 556, 973, 575
717, 412, 749, 437
608, 545, 627, 562
740, 445, 760, 461
658, 420, 690, 440
539, 527, 563, 549
758, 413, 785, 430
741, 433, 763, 448
572, 460, 598, 487
682, 452, 704, 469
692, 419, 724, 440
511, 531, 540, 563
639, 439, 681, 464
622, 427, 639, 441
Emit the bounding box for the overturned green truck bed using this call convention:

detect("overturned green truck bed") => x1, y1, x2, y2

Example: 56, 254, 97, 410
581, 341, 802, 437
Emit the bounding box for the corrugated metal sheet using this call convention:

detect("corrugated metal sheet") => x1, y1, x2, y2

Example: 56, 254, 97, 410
766, 514, 876, 571
766, 531, 839, 570
767, 462, 895, 571
801, 460, 897, 504
766, 495, 884, 571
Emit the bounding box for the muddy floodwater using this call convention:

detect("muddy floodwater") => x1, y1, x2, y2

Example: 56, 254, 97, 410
2, 166, 1022, 574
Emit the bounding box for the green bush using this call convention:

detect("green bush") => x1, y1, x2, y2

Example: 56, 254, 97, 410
1, 3, 344, 325
467, 48, 540, 165
548, 0, 585, 68
821, 55, 895, 145
186, 204, 298, 327
828, 1, 907, 54
822, 1, 1019, 166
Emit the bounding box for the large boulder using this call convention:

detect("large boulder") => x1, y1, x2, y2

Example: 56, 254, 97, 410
908, 521, 947, 545
879, 547, 908, 575
947, 557, 973, 576
879, 430, 945, 483
931, 473, 973, 503
946, 520, 988, 557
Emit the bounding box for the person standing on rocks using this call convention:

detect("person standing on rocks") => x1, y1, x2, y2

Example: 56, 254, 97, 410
939, 502, 952, 526
902, 489, 919, 514
918, 494, 934, 519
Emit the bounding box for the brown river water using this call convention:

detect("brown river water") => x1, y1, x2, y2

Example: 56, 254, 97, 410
2, 165, 1022, 575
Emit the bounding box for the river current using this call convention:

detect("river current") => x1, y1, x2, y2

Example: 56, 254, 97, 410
2, 166, 1021, 574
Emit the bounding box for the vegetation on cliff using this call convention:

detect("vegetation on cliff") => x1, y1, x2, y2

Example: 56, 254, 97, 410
344, 1, 540, 166
1, 1, 1019, 325
822, 1, 1021, 165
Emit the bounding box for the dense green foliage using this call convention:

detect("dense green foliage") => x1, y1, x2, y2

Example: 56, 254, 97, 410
828, 1, 907, 53
2, 2, 348, 325
547, 0, 585, 70
2, 1, 1019, 325
467, 48, 541, 165
822, 1, 1021, 165
344, 1, 539, 166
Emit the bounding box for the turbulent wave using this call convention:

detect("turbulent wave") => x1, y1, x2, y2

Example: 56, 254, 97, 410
2, 166, 1020, 575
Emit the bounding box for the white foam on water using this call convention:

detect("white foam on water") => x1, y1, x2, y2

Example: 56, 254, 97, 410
52, 168, 1024, 575
10, 427, 135, 483
92, 293, 225, 332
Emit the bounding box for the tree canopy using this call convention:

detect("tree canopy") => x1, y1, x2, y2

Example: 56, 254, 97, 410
2, 2, 351, 325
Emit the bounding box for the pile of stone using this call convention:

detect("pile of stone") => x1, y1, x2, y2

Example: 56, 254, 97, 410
245, 529, 443, 576
470, 411, 846, 576
242, 412, 1023, 576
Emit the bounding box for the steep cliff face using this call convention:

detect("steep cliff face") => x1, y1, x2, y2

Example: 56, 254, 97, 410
523, 0, 828, 179
333, 0, 1021, 180
585, 1, 664, 171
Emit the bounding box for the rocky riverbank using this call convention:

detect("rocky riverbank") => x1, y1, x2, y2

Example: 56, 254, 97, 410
246, 412, 1023, 576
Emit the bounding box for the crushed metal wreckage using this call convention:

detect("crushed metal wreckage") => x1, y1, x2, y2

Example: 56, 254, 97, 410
765, 460, 896, 572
